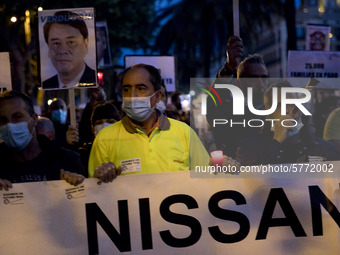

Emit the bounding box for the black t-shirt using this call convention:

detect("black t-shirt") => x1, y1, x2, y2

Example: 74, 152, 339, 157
206, 88, 263, 158
4, 151, 60, 183
0, 135, 85, 183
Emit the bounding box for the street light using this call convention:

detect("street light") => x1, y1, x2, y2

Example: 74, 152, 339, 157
10, 16, 17, 23
25, 10, 31, 45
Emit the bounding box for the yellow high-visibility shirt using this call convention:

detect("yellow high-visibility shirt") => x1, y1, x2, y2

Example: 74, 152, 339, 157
324, 108, 340, 140
88, 114, 210, 177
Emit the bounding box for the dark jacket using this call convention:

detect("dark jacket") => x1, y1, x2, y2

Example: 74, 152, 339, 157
206, 87, 263, 158
42, 64, 96, 89
0, 135, 85, 183
236, 126, 339, 166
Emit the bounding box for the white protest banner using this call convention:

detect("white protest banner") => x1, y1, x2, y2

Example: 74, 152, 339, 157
306, 25, 331, 51
125, 55, 176, 92
0, 170, 339, 255
0, 52, 12, 92
287, 50, 340, 88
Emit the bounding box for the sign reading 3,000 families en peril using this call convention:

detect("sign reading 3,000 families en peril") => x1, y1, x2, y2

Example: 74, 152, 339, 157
287, 50, 340, 88
38, 8, 97, 90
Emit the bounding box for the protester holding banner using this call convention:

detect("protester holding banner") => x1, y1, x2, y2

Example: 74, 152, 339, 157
236, 81, 339, 165
0, 90, 85, 190
88, 64, 240, 181
42, 10, 96, 89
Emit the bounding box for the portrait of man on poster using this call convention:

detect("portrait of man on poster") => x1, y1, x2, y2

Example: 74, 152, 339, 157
96, 21, 112, 68
39, 8, 97, 89
306, 25, 331, 51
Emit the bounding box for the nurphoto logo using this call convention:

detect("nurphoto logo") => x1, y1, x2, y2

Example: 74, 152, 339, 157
194, 78, 315, 129
200, 83, 311, 116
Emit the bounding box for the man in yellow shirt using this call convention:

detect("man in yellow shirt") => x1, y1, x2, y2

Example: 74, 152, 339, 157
323, 107, 340, 155
88, 64, 211, 181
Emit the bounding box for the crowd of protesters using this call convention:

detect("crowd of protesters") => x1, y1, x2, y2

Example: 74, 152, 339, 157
0, 65, 205, 189
1, 33, 340, 190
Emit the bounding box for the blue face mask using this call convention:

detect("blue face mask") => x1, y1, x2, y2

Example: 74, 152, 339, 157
272, 118, 304, 138
0, 120, 33, 150
122, 92, 157, 122
287, 119, 304, 138
51, 109, 67, 124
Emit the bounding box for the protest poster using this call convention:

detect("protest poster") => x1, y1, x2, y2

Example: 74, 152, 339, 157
125, 55, 176, 92
96, 21, 112, 68
306, 25, 331, 51
38, 8, 97, 90
287, 50, 340, 88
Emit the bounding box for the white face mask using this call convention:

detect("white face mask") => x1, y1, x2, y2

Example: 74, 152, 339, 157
122, 92, 157, 121
156, 100, 166, 113
94, 122, 112, 137
0, 119, 33, 150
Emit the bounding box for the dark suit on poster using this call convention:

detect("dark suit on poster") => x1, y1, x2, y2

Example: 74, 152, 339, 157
43, 64, 96, 89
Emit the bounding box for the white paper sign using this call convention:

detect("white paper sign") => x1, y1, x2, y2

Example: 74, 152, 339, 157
125, 56, 176, 92
121, 158, 142, 173
287, 50, 340, 88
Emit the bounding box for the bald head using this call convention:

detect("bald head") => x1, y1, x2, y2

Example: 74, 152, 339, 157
36, 117, 56, 141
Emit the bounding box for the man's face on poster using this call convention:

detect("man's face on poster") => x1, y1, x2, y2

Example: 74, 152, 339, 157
47, 23, 88, 76
96, 30, 107, 60
310, 31, 326, 51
